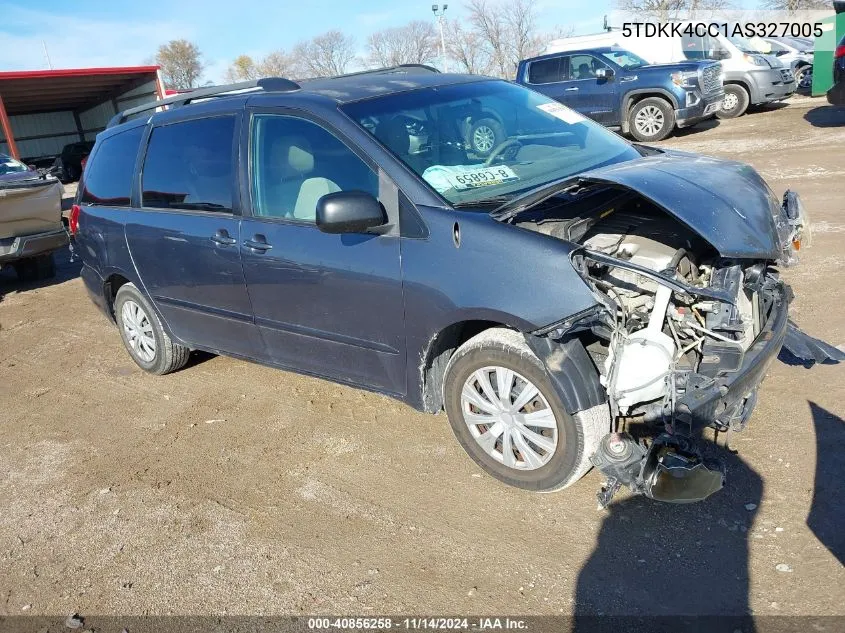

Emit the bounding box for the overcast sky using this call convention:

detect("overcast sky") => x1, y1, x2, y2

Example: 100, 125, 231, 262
1, 0, 609, 81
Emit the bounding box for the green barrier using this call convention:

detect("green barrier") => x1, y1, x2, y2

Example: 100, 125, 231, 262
813, 8, 845, 96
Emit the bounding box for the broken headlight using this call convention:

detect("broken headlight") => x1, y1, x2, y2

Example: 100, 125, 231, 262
775, 190, 810, 267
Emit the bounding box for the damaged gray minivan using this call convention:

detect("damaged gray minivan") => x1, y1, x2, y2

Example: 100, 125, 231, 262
75, 69, 842, 506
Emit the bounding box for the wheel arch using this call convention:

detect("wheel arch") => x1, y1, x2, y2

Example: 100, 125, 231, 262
621, 90, 679, 133
102, 270, 183, 344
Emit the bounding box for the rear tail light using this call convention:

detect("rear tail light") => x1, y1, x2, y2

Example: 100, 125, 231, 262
69, 204, 81, 236
835, 44, 845, 59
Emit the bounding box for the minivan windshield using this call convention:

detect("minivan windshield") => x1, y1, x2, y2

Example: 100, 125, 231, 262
341, 80, 641, 207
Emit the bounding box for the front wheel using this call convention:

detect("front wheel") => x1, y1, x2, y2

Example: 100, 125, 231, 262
467, 117, 505, 157
628, 97, 675, 142
716, 84, 750, 119
443, 328, 607, 492
795, 65, 812, 92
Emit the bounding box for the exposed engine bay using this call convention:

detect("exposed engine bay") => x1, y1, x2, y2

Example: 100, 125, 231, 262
512, 182, 837, 506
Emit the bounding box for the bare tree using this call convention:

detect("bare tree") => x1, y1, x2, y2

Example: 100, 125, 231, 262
612, 0, 732, 21
155, 39, 204, 90
366, 21, 439, 68
225, 51, 300, 83
445, 20, 492, 74
465, 0, 565, 78
761, 0, 830, 10
292, 30, 357, 78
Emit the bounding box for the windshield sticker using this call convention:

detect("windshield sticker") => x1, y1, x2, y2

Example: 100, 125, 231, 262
537, 102, 586, 125
422, 164, 519, 193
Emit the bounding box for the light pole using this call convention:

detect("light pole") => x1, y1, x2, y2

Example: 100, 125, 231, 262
432, 4, 448, 72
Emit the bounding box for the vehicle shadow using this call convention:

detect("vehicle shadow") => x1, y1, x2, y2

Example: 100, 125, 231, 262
573, 438, 761, 631
806, 402, 844, 566
671, 118, 720, 138
0, 245, 81, 304
803, 105, 845, 128
746, 101, 791, 116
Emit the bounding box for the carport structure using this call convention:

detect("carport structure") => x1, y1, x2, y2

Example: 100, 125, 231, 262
0, 66, 164, 161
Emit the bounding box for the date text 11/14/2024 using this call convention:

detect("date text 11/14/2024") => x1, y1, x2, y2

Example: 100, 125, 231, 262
307, 617, 529, 630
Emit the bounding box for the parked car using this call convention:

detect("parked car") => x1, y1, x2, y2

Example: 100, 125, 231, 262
756, 37, 814, 92
53, 140, 95, 183
0, 153, 66, 281
72, 69, 839, 506
515, 47, 724, 142
547, 23, 796, 119
828, 33, 845, 105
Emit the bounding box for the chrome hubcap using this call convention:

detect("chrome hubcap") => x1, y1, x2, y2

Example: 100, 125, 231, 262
121, 300, 156, 363
723, 92, 739, 111
796, 68, 812, 89
634, 105, 665, 136
460, 366, 558, 471
473, 126, 496, 153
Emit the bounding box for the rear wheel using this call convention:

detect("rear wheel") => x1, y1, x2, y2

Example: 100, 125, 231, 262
716, 84, 750, 119
628, 97, 675, 142
442, 328, 607, 492
114, 283, 190, 375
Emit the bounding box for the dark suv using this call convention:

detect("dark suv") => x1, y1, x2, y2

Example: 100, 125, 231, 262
516, 47, 724, 142
72, 67, 834, 506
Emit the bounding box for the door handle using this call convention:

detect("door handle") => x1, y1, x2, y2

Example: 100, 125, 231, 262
564, 87, 579, 91
211, 230, 237, 246
243, 236, 273, 252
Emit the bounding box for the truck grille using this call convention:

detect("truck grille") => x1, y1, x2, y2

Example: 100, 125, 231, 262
701, 65, 722, 94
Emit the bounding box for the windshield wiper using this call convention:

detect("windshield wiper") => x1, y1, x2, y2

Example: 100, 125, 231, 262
453, 195, 514, 209
489, 177, 582, 222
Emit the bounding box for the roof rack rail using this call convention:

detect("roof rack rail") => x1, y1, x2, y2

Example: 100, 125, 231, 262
301, 64, 441, 82
106, 76, 300, 128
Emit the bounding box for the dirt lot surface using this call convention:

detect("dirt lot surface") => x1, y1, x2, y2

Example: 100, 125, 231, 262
1, 98, 843, 619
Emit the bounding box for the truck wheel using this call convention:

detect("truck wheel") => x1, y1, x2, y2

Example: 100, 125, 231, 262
716, 84, 750, 119
628, 97, 675, 142
114, 283, 190, 375
442, 328, 607, 492
468, 117, 505, 157
14, 253, 56, 282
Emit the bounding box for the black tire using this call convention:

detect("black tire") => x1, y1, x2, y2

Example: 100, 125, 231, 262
442, 328, 608, 492
114, 282, 190, 375
468, 117, 505, 157
716, 84, 750, 119
627, 97, 675, 142
14, 253, 55, 282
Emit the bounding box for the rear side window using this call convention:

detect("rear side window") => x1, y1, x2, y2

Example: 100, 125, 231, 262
80, 126, 144, 206
528, 57, 563, 84
142, 116, 235, 213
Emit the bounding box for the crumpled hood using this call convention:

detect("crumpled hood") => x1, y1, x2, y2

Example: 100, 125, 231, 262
575, 150, 782, 259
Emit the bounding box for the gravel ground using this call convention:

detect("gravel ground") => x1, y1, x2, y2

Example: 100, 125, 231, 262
0, 97, 843, 618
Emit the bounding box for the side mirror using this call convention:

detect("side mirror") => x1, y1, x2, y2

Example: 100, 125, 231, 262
775, 50, 788, 56
316, 191, 387, 234
711, 49, 731, 61
596, 67, 614, 79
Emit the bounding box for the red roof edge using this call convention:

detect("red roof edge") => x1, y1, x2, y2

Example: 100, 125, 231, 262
0, 66, 161, 81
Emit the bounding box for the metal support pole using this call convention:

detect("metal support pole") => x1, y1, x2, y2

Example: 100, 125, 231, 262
0, 93, 20, 160
439, 15, 448, 73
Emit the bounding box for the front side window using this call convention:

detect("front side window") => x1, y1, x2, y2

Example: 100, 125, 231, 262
142, 116, 235, 213
568, 54, 609, 80
250, 115, 378, 222
80, 125, 144, 207
342, 80, 640, 207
